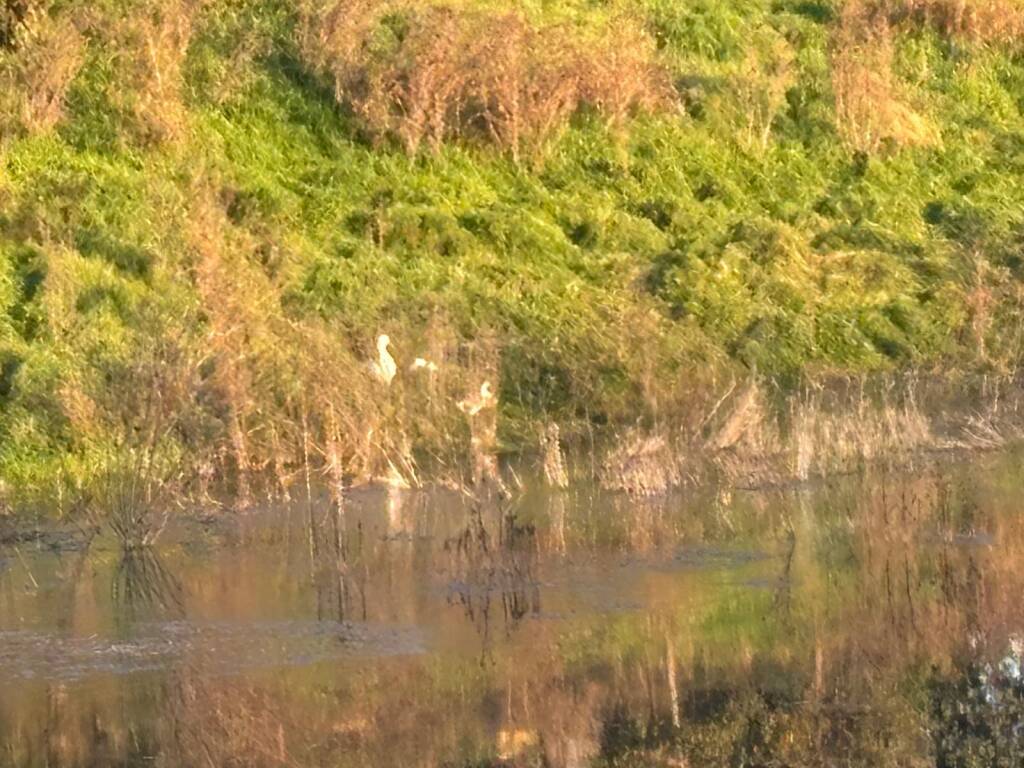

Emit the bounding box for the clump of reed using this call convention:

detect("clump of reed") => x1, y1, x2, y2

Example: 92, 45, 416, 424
704, 381, 787, 487
596, 379, 783, 496
77, 314, 203, 547
171, 182, 506, 503
299, 0, 671, 158
102, 0, 203, 144
540, 422, 568, 488
182, 179, 397, 503
732, 31, 795, 150
873, 0, 1024, 44
788, 380, 936, 481
831, 0, 940, 153
0, 3, 84, 137
596, 372, 1024, 497
600, 430, 686, 496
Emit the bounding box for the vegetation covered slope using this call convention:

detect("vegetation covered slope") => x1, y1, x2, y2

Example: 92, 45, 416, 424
1, 0, 1023, 506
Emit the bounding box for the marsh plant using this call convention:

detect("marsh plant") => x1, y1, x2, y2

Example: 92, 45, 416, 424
299, 0, 670, 158
83, 331, 200, 548
596, 373, 1024, 497
831, 1, 939, 153
876, 0, 1024, 43
0, 3, 83, 136
2, 0, 1024, 513
733, 31, 795, 150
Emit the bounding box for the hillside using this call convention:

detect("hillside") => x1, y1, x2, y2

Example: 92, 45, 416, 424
1, 0, 1024, 506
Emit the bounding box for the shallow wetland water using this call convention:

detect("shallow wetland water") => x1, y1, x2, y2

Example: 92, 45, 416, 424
3, 451, 1024, 766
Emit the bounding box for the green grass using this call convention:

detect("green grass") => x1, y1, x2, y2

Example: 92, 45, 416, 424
1, 0, 1023, 505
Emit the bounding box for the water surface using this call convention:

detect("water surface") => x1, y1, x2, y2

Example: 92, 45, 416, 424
3, 453, 1024, 766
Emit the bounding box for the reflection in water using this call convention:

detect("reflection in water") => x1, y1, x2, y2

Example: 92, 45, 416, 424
931, 636, 1024, 767
443, 501, 541, 665
4, 454, 1024, 765
111, 547, 184, 624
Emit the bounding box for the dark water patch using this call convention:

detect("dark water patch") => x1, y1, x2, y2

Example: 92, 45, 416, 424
739, 576, 790, 590
0, 619, 424, 683
0, 526, 95, 553
671, 545, 773, 569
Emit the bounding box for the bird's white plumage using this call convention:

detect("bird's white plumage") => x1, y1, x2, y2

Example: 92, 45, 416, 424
370, 334, 397, 385
457, 381, 495, 416
410, 357, 439, 373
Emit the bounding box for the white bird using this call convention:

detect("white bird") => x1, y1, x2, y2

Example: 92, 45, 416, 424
369, 334, 397, 385
457, 381, 495, 416
409, 357, 439, 373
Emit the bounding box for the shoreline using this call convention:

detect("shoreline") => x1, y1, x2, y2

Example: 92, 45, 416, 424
4, 368, 1022, 526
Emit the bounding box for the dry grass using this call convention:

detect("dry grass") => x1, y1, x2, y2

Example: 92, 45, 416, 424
597, 374, 1024, 496
874, 0, 1024, 44
541, 422, 568, 488
110, 0, 202, 144
600, 430, 685, 496
0, 5, 84, 136
789, 383, 936, 480
733, 34, 795, 150
831, 1, 939, 153
1, 0, 31, 51
299, 0, 670, 158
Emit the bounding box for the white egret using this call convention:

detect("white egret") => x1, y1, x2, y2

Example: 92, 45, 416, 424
409, 357, 439, 373
457, 381, 495, 416
369, 334, 397, 385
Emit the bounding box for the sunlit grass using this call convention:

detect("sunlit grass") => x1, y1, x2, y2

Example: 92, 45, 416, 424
1, 0, 1024, 505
